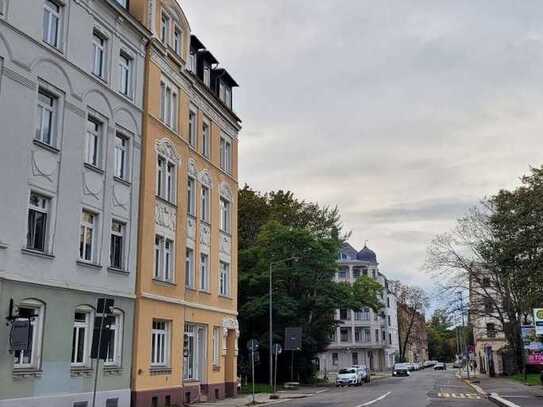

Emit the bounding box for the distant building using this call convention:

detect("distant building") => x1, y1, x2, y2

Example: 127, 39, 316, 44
398, 304, 428, 363
318, 243, 400, 377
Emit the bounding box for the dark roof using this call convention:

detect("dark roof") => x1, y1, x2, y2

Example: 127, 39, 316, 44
212, 68, 239, 87
198, 49, 218, 65
356, 245, 377, 263
190, 34, 206, 51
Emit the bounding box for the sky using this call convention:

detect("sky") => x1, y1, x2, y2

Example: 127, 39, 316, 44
182, 0, 543, 305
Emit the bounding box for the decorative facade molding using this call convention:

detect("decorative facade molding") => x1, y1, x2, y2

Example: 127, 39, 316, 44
3, 66, 36, 90
220, 181, 233, 201
141, 291, 238, 316
155, 137, 180, 163
198, 169, 212, 188
188, 157, 197, 178
155, 200, 176, 232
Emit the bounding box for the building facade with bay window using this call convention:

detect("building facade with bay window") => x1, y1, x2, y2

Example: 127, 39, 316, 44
0, 1, 148, 406
127, 0, 241, 405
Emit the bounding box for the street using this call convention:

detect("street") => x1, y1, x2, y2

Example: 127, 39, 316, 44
278, 369, 493, 407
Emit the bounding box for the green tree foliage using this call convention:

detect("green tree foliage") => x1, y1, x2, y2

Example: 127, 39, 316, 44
238, 187, 381, 383
426, 309, 457, 362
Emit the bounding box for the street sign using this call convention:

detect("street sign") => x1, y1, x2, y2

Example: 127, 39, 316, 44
247, 339, 259, 352
273, 343, 282, 355
284, 327, 302, 351
534, 309, 543, 336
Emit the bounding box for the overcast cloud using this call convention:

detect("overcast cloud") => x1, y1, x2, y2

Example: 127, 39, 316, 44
182, 0, 543, 304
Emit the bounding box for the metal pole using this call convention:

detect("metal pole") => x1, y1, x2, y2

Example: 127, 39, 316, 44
458, 292, 469, 380
92, 313, 105, 407
252, 349, 255, 404
269, 262, 273, 390
274, 349, 278, 394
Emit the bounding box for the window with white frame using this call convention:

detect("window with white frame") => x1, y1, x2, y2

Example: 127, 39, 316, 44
160, 12, 170, 45
188, 109, 197, 147
200, 253, 209, 291
201, 119, 210, 158
151, 320, 170, 367
187, 177, 195, 216
187, 51, 195, 73
225, 86, 232, 109
160, 78, 178, 130
219, 197, 230, 233
43, 0, 62, 49
154, 235, 174, 282
71, 310, 91, 367
114, 133, 129, 180
203, 62, 210, 86
85, 116, 102, 167
156, 155, 176, 202
79, 210, 97, 263
105, 311, 122, 366
13, 301, 44, 369
36, 89, 57, 147
201, 185, 210, 223
119, 53, 132, 97
185, 247, 194, 288
212, 326, 221, 367
27, 192, 50, 252
219, 261, 230, 297
174, 27, 182, 55
92, 31, 107, 79
110, 220, 125, 270
220, 136, 232, 173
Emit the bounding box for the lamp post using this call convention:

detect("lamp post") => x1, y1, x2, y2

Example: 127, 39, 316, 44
269, 256, 299, 391
457, 291, 469, 379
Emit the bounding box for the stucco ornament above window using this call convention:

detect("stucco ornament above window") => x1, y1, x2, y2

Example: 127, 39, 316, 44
198, 169, 212, 188
220, 181, 233, 201
155, 138, 179, 163
188, 158, 197, 178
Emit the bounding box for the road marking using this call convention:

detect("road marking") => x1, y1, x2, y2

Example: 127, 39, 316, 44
355, 391, 391, 407
437, 392, 480, 400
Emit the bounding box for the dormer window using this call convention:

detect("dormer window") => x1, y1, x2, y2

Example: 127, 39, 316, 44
203, 62, 210, 87
187, 51, 195, 73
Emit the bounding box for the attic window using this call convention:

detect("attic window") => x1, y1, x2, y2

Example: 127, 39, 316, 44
203, 63, 210, 86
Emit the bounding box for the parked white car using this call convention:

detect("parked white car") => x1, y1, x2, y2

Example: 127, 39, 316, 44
352, 365, 370, 383
336, 368, 362, 386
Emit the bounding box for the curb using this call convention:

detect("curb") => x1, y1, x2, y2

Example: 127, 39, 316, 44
462, 379, 521, 407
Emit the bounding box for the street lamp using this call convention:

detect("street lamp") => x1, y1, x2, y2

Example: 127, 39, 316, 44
269, 256, 299, 391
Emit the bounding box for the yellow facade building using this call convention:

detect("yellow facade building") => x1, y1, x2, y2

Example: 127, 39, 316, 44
128, 1, 241, 405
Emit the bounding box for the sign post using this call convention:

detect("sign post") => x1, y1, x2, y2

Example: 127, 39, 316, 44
284, 327, 302, 382
247, 339, 259, 405
91, 298, 114, 407
272, 343, 282, 394
534, 309, 543, 336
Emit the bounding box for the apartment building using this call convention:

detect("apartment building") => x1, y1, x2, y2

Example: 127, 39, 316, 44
126, 1, 241, 405
398, 303, 428, 363
318, 243, 400, 377
0, 1, 149, 406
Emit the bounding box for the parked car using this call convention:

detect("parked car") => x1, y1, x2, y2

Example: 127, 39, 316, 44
434, 362, 446, 370
353, 365, 370, 383
336, 368, 362, 386
423, 360, 437, 368
392, 363, 410, 377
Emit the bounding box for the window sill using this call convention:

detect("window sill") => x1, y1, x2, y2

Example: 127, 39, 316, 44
198, 289, 211, 295
150, 366, 171, 375
12, 368, 43, 378
220, 230, 232, 238
33, 139, 60, 154
185, 286, 197, 292
21, 248, 55, 259
42, 41, 64, 56
103, 366, 123, 375
70, 367, 93, 377
118, 90, 134, 103
201, 220, 211, 228
92, 72, 108, 85
183, 379, 200, 383
218, 294, 233, 300
107, 266, 129, 275
84, 162, 105, 175
76, 260, 103, 270
114, 176, 131, 187
152, 278, 176, 287
212, 366, 221, 372
155, 195, 177, 208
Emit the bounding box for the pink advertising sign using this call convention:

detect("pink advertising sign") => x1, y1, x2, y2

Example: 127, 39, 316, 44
527, 352, 543, 365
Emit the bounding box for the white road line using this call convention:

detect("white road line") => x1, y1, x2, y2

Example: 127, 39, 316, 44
355, 391, 391, 407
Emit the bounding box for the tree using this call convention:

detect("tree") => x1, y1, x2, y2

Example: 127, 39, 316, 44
426, 309, 457, 362
390, 282, 429, 362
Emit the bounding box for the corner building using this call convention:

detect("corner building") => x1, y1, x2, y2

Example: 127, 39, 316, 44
128, 1, 241, 405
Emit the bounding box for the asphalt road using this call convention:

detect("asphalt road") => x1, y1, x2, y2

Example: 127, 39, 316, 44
278, 368, 495, 407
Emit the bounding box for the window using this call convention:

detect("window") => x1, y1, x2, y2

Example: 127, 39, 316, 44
151, 320, 169, 366
27, 192, 50, 252
43, 0, 61, 48
187, 51, 195, 73
219, 136, 232, 173
188, 110, 197, 147
73, 402, 88, 407
201, 120, 210, 158
352, 352, 358, 366
332, 353, 338, 366
375, 329, 379, 343
219, 81, 232, 109
387, 315, 391, 326
389, 333, 392, 345
187, 177, 195, 216
156, 155, 176, 202
387, 297, 390, 308
486, 323, 497, 338
119, 53, 132, 97
105, 312, 122, 366
203, 62, 210, 86
339, 309, 350, 320
219, 197, 230, 233
160, 13, 170, 45
183, 324, 196, 379
382, 330, 386, 342
174, 27, 182, 54
352, 267, 361, 279
219, 261, 230, 296
106, 399, 119, 407
225, 87, 232, 109
13, 302, 43, 369
482, 277, 491, 288
200, 253, 209, 291
71, 310, 90, 367
154, 235, 174, 282
114, 0, 127, 7
85, 116, 102, 167
36, 89, 57, 146
354, 327, 363, 342
212, 326, 221, 367
79, 210, 97, 263
114, 133, 129, 180
110, 220, 125, 270
92, 31, 107, 79
340, 327, 351, 342
185, 248, 194, 288
484, 298, 493, 314
337, 268, 348, 281
363, 327, 371, 342
201, 186, 210, 222
160, 79, 178, 130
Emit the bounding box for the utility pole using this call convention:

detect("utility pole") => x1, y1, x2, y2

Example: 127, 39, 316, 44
457, 291, 469, 379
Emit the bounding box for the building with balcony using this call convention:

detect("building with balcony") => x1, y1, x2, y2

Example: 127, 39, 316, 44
127, 1, 241, 405
317, 243, 399, 378
0, 1, 149, 406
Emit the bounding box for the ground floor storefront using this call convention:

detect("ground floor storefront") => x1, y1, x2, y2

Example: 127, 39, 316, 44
131, 297, 239, 406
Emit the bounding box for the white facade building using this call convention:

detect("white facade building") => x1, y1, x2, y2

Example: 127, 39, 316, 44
318, 243, 400, 378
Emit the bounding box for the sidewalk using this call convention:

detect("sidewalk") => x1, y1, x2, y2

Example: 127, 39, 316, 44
195, 387, 328, 407
464, 375, 543, 407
